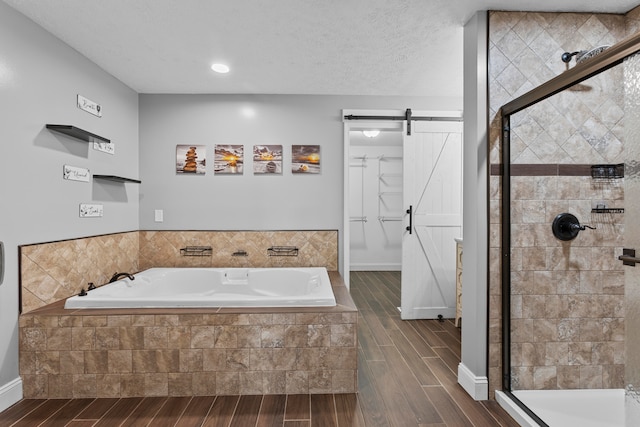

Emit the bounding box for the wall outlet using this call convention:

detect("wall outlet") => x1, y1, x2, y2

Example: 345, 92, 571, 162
154, 209, 164, 222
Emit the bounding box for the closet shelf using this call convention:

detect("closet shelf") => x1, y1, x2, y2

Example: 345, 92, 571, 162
93, 175, 141, 184
46, 124, 110, 144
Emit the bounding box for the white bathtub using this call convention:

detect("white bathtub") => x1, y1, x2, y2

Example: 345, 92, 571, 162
64, 267, 336, 309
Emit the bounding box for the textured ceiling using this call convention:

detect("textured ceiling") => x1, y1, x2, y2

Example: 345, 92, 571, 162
3, 0, 639, 96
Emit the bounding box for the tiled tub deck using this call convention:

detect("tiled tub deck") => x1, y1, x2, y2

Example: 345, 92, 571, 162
19, 272, 357, 399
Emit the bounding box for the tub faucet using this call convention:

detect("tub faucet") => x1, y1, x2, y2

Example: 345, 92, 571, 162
109, 272, 135, 283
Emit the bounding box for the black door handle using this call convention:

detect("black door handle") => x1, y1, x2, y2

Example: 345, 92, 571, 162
406, 205, 413, 234
620, 248, 640, 266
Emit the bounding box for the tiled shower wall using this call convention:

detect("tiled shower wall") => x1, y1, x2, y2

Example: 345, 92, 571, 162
488, 10, 637, 394
20, 230, 338, 313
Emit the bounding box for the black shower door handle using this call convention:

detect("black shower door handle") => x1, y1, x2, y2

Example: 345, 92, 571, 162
619, 248, 640, 266
406, 205, 413, 234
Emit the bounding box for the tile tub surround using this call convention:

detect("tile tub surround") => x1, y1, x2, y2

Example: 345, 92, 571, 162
138, 230, 338, 271
20, 232, 139, 314
20, 230, 338, 313
19, 272, 357, 399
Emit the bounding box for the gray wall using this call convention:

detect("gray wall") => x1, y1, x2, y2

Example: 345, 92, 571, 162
138, 94, 461, 275
0, 1, 138, 408
0, 0, 463, 407
460, 11, 489, 399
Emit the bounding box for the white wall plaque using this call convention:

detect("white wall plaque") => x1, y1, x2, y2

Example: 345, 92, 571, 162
63, 165, 90, 182
77, 94, 102, 117
93, 141, 115, 154
79, 204, 103, 218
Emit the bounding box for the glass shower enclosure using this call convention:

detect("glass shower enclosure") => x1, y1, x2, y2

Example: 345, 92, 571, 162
500, 32, 640, 427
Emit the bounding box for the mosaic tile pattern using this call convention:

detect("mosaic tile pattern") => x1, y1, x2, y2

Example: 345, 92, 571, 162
19, 275, 357, 399
20, 232, 139, 313
487, 9, 639, 395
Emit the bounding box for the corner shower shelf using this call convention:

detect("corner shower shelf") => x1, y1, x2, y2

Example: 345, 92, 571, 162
591, 207, 624, 214
93, 175, 141, 184
46, 124, 110, 144
590, 163, 624, 179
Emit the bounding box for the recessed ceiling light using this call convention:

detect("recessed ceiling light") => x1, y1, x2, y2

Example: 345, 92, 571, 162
211, 63, 230, 74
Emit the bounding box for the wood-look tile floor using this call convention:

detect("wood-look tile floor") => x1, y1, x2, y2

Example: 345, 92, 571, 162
0, 271, 518, 427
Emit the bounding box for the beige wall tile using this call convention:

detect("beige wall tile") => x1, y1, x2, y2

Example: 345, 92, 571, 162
145, 373, 168, 396
84, 351, 108, 374
168, 372, 193, 396
216, 372, 239, 395
120, 373, 145, 397
73, 374, 97, 398
20, 279, 357, 398
285, 371, 308, 394
262, 371, 286, 394
96, 374, 121, 397
108, 350, 132, 373
192, 372, 216, 395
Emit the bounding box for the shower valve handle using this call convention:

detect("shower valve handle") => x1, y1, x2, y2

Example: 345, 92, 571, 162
619, 248, 640, 267
575, 224, 596, 231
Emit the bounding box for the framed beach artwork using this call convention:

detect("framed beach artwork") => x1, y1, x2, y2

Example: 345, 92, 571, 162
176, 145, 206, 174
291, 145, 320, 174
253, 145, 283, 174
214, 144, 244, 174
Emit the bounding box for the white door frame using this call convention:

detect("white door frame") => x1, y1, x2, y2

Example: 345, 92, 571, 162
342, 109, 462, 288
343, 110, 404, 287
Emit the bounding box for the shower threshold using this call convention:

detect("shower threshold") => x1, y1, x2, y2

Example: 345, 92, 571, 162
497, 389, 625, 427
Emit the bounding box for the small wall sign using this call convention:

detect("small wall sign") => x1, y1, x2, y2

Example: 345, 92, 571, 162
93, 142, 115, 155
63, 165, 90, 182
79, 204, 103, 218
77, 94, 102, 117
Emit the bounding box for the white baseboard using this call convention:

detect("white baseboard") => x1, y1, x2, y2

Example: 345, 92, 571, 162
349, 263, 401, 271
0, 377, 23, 413
457, 362, 488, 400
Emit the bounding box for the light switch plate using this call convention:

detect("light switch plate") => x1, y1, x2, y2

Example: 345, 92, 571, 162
155, 209, 164, 222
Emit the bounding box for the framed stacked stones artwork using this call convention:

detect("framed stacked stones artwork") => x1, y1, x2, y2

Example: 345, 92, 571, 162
292, 145, 320, 174
214, 144, 244, 174
253, 145, 282, 174
176, 145, 206, 174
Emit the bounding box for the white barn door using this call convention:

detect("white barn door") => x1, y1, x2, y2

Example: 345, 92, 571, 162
401, 120, 462, 320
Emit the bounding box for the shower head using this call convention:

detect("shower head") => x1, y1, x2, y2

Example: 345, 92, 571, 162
561, 51, 579, 63
561, 45, 611, 64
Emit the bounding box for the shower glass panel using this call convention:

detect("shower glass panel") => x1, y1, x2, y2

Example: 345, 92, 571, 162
623, 52, 640, 421
509, 64, 625, 391
505, 60, 638, 425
